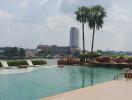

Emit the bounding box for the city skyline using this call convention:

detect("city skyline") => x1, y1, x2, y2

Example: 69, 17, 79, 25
0, 0, 132, 51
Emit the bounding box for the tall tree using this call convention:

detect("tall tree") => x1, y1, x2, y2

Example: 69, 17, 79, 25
19, 48, 26, 58
88, 5, 107, 53
75, 7, 87, 53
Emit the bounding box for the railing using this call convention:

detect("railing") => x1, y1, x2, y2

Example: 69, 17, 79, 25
113, 68, 130, 80
114, 72, 124, 80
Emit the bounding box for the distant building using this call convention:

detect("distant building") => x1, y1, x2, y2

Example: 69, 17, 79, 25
0, 48, 5, 58
26, 49, 37, 58
37, 45, 80, 57
37, 45, 70, 56
37, 45, 50, 52
70, 27, 79, 47
0, 48, 4, 53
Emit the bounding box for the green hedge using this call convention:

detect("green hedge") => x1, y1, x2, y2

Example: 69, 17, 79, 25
19, 60, 28, 65
128, 57, 132, 60
7, 60, 28, 66
80, 52, 101, 62
0, 62, 2, 67
32, 60, 47, 65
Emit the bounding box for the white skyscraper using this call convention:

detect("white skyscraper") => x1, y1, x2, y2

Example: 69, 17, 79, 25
70, 27, 79, 47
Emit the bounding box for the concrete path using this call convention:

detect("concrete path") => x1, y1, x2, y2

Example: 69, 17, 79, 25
40, 79, 132, 100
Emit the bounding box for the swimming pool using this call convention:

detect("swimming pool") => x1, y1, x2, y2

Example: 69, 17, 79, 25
0, 66, 121, 100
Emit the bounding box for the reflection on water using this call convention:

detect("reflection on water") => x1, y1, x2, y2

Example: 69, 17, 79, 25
77, 66, 121, 88
78, 67, 94, 88
0, 66, 121, 100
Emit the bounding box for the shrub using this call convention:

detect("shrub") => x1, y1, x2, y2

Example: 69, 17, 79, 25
128, 57, 132, 60
79, 53, 87, 62
84, 52, 101, 59
112, 55, 118, 58
7, 60, 28, 66
0, 62, 2, 67
32, 60, 47, 65
79, 52, 101, 62
127, 57, 132, 62
118, 56, 125, 59
7, 61, 19, 66
19, 60, 28, 65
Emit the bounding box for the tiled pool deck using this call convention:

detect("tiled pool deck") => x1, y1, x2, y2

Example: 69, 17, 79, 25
40, 79, 132, 100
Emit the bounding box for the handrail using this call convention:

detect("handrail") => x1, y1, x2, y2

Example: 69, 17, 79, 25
114, 73, 123, 80
113, 68, 131, 80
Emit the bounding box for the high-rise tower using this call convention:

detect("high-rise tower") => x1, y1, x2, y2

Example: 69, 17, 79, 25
70, 27, 79, 47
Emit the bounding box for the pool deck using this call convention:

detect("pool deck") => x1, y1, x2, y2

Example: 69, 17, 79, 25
40, 79, 132, 100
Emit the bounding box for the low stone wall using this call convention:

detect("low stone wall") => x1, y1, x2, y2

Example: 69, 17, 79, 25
88, 61, 132, 68
57, 60, 80, 65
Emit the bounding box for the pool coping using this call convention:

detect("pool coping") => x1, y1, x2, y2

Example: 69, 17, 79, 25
40, 79, 132, 100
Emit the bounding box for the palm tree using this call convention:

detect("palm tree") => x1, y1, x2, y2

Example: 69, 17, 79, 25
75, 7, 87, 53
88, 5, 107, 53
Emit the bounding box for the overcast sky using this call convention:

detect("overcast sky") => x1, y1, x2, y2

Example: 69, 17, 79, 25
0, 0, 132, 51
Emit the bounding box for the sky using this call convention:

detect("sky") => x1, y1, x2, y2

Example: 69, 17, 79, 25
0, 0, 132, 51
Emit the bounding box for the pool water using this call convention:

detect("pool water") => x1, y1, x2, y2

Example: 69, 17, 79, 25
0, 66, 121, 100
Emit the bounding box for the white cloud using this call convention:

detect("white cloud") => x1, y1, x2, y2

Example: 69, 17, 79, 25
108, 4, 129, 22
0, 9, 11, 19
20, 0, 29, 7
93, 4, 132, 51
47, 14, 77, 30
0, 0, 132, 51
37, 0, 48, 5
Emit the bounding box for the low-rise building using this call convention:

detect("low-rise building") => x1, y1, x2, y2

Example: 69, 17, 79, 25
37, 45, 80, 57
26, 49, 37, 58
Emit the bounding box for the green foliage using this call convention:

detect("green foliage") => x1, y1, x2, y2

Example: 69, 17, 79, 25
7, 61, 19, 66
79, 53, 87, 62
88, 5, 107, 30
80, 52, 101, 62
128, 57, 132, 60
112, 55, 118, 58
118, 55, 125, 59
19, 48, 26, 57
75, 7, 88, 23
4, 47, 26, 58
32, 60, 47, 65
19, 60, 28, 65
7, 60, 28, 66
0, 62, 2, 67
97, 50, 103, 54
7, 60, 47, 66
86, 52, 101, 58
4, 47, 18, 57
75, 5, 106, 53
38, 49, 51, 57
75, 7, 88, 53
